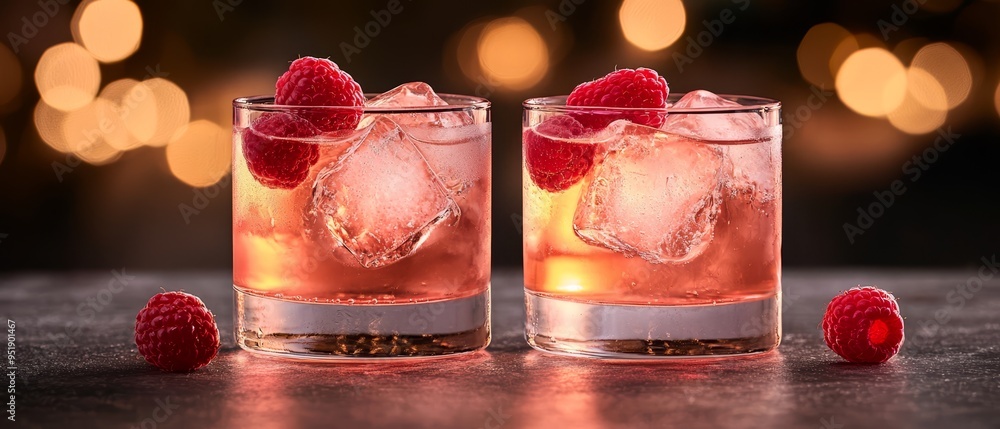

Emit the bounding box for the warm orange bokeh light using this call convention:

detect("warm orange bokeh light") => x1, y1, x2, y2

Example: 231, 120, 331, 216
888, 68, 947, 135
853, 33, 887, 50
994, 80, 1000, 119
74, 0, 143, 63
0, 45, 22, 108
123, 78, 190, 147
911, 43, 972, 109
166, 120, 232, 187
62, 100, 122, 165
893, 37, 928, 64
836, 48, 907, 117
34, 101, 71, 153
619, 0, 686, 51
797, 23, 855, 88
477, 17, 549, 90
922, 0, 963, 13
35, 43, 101, 112
97, 79, 143, 150
0, 126, 6, 166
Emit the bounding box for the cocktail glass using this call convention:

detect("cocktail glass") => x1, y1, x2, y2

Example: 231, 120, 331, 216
522, 91, 781, 358
233, 85, 491, 359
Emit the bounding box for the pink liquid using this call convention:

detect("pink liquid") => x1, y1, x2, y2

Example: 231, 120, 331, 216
233, 124, 491, 304
523, 132, 780, 306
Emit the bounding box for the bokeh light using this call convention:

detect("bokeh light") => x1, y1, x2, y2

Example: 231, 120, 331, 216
995, 80, 1000, 118
97, 79, 143, 150
922, 0, 963, 13
853, 33, 887, 50
122, 78, 190, 147
34, 101, 71, 153
73, 0, 143, 63
0, 126, 6, 166
0, 45, 22, 109
453, 21, 488, 86
911, 43, 972, 109
166, 120, 231, 187
477, 17, 549, 90
618, 0, 686, 51
829, 33, 860, 83
797, 23, 855, 88
887, 68, 948, 135
35, 43, 101, 112
892, 37, 929, 65
62, 100, 122, 165
836, 48, 907, 117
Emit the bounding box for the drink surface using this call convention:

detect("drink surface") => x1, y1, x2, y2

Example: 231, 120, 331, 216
523, 120, 781, 306
233, 116, 491, 304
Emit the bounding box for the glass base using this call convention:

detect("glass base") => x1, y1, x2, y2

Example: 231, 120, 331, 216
235, 286, 490, 360
524, 290, 780, 359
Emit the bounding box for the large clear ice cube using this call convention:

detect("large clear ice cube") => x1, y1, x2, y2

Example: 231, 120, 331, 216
574, 122, 726, 264
663, 90, 779, 201
361, 82, 485, 195
362, 82, 473, 129
312, 116, 459, 268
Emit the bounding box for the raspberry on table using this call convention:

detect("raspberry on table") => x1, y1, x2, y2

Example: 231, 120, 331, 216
242, 112, 321, 189
275, 56, 366, 132
822, 286, 905, 363
524, 115, 595, 192
566, 67, 669, 130
135, 291, 220, 372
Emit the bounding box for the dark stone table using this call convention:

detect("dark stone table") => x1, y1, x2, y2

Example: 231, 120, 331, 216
2, 269, 998, 428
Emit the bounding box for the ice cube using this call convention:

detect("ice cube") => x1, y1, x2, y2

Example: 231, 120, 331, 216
723, 136, 781, 202
362, 82, 473, 129
664, 90, 779, 201
663, 90, 766, 142
409, 123, 491, 196
574, 122, 725, 263
311, 117, 459, 268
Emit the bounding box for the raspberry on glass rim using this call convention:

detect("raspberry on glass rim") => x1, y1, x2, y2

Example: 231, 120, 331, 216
523, 67, 669, 193
242, 56, 365, 190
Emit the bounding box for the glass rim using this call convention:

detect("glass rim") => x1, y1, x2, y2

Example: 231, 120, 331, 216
234, 94, 491, 114
523, 93, 780, 114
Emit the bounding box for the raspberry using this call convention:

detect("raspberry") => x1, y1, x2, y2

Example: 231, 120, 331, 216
566, 67, 669, 130
135, 291, 220, 372
242, 112, 321, 189
524, 115, 595, 192
822, 286, 904, 363
275, 56, 365, 132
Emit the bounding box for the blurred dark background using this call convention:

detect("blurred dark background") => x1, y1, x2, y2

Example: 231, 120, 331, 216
0, 0, 998, 272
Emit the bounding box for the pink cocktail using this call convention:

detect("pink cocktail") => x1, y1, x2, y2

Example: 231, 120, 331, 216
523, 90, 781, 358
233, 83, 491, 359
